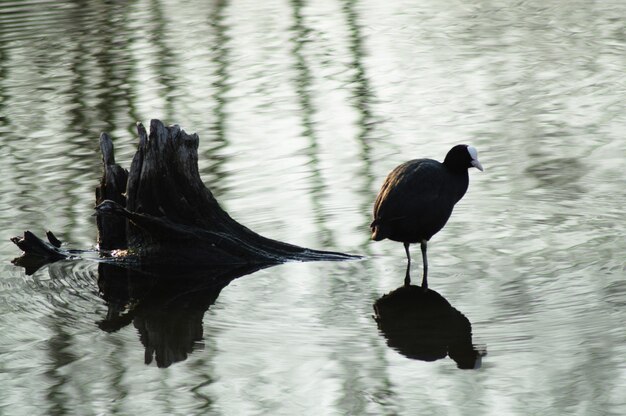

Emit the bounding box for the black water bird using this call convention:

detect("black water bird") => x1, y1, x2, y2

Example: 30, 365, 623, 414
371, 145, 483, 288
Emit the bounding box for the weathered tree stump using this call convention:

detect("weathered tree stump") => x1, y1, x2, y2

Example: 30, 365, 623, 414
95, 132, 128, 250
13, 119, 358, 266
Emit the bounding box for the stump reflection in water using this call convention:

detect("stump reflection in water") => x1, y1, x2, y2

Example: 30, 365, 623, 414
97, 263, 266, 368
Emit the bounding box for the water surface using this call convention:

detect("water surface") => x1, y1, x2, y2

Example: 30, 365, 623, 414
1, 1, 625, 415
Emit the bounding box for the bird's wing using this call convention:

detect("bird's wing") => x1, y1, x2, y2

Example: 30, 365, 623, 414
373, 160, 446, 225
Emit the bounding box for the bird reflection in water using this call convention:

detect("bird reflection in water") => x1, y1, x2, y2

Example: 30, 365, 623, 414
374, 284, 485, 369
97, 262, 266, 368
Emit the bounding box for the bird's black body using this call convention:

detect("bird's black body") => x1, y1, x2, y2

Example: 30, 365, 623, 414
371, 144, 482, 288
371, 159, 468, 243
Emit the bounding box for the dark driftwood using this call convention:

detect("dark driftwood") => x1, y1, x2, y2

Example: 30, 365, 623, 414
97, 119, 357, 264
11, 231, 67, 260
95, 132, 128, 250
13, 119, 358, 266
10, 231, 72, 274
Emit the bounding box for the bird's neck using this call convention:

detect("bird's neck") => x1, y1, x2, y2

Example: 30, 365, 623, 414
442, 153, 469, 174
443, 161, 468, 175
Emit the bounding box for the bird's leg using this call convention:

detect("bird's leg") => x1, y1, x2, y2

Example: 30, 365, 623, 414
420, 240, 428, 290
403, 242, 411, 286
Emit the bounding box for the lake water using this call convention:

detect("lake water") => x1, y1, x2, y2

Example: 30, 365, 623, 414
1, 1, 625, 415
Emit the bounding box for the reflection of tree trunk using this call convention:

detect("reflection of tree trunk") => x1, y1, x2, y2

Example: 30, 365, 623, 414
94, 119, 357, 264
209, 0, 229, 144
97, 262, 260, 368
342, 0, 377, 250
0, 42, 6, 122
44, 317, 76, 415
290, 0, 333, 245
149, 0, 176, 118
203, 0, 232, 198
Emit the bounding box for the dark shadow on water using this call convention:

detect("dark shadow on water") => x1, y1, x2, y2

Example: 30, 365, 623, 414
96, 263, 267, 368
12, 254, 266, 369
374, 285, 486, 369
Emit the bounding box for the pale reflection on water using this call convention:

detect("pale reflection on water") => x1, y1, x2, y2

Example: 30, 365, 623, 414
1, 0, 625, 415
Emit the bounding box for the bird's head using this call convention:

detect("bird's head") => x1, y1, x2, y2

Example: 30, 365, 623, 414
444, 144, 484, 173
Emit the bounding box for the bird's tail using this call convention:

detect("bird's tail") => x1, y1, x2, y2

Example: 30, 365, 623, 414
370, 219, 385, 241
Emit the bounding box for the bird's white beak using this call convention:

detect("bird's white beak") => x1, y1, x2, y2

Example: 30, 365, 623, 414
471, 159, 484, 171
